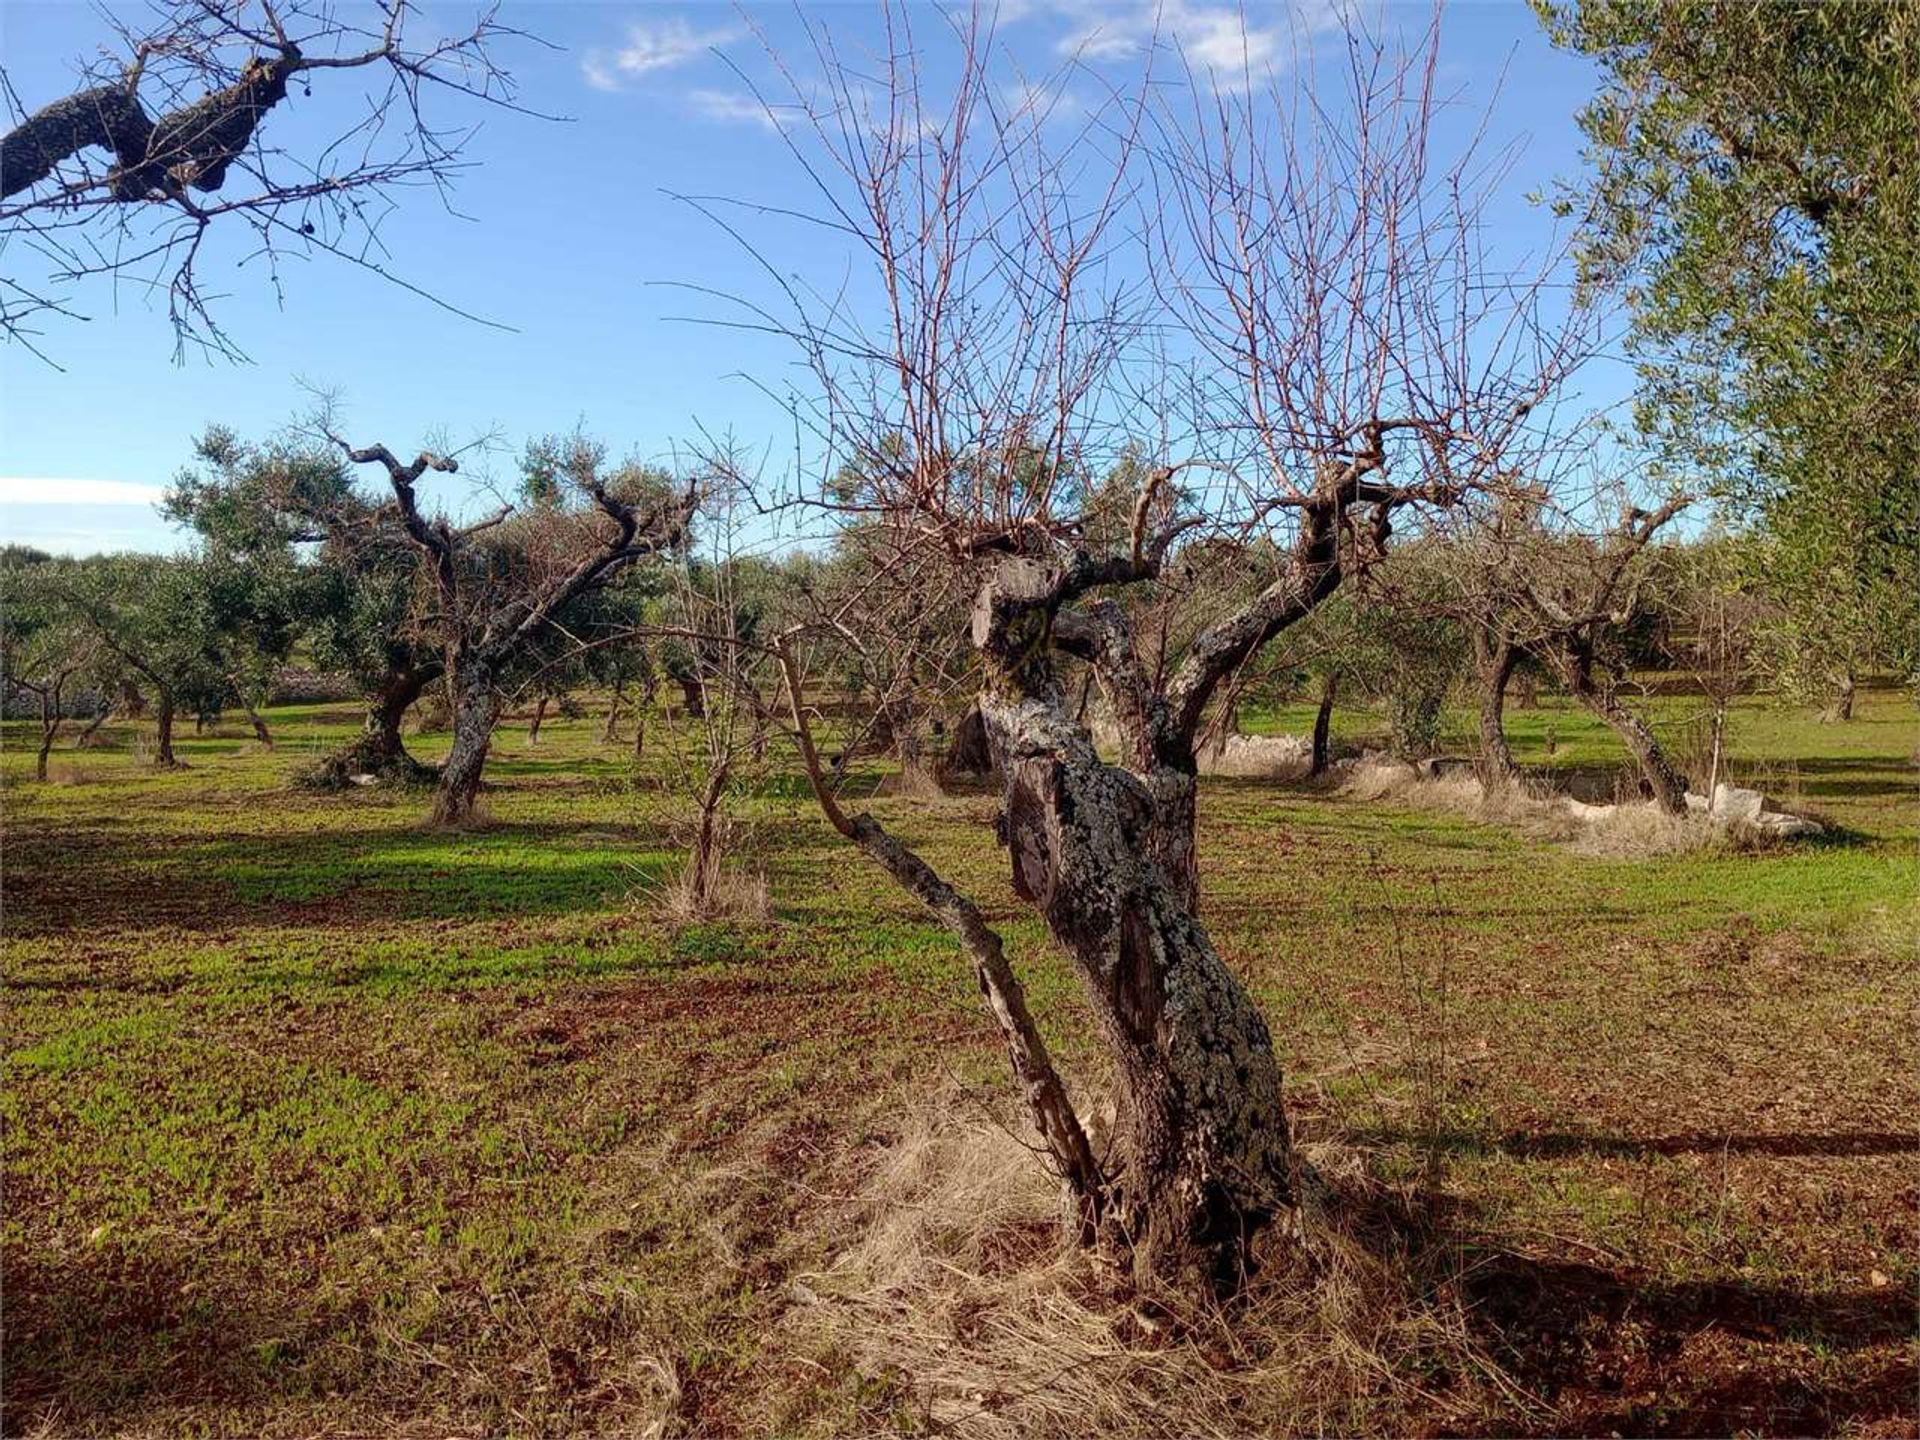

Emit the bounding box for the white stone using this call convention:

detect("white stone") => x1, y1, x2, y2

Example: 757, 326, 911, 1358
1712, 783, 1766, 822
1750, 811, 1824, 838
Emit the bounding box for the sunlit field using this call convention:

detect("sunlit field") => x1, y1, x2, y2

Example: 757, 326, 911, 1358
4, 685, 1913, 1437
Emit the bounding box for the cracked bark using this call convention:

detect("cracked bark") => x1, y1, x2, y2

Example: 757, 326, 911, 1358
1054, 501, 1344, 915
3, 56, 297, 202
434, 664, 501, 825
976, 558, 1293, 1293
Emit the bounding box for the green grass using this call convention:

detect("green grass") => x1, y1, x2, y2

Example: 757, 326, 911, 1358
2, 684, 1914, 1436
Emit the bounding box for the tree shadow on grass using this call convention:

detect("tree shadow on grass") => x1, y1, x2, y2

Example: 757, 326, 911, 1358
1765, 756, 1919, 802
3, 820, 680, 938
1315, 1166, 1916, 1438
1351, 1126, 1919, 1160
1457, 1251, 1915, 1437
0, 1243, 357, 1432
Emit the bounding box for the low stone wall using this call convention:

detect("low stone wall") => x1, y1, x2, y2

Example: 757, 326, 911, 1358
268, 668, 361, 705
1195, 733, 1314, 779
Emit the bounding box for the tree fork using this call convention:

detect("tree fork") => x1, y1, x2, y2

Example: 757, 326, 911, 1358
975, 559, 1294, 1292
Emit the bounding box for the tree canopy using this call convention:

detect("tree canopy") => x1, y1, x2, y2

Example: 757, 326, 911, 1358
1540, 0, 1920, 701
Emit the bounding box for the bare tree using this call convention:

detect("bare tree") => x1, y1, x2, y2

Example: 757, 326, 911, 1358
1666, 539, 1762, 801
1424, 490, 1555, 783
720, 8, 1591, 1291
1475, 495, 1694, 812
653, 495, 778, 920
2, 0, 533, 359
326, 426, 697, 825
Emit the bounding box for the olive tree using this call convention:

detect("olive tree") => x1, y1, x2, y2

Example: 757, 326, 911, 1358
1470, 494, 1694, 812
0, 552, 102, 780
1541, 0, 1920, 718
51, 553, 227, 768
325, 426, 696, 825
739, 10, 1591, 1292
165, 428, 444, 783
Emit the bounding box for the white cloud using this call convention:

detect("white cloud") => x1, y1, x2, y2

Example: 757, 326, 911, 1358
687, 88, 784, 132
582, 16, 740, 91
1052, 0, 1334, 88
0, 478, 165, 507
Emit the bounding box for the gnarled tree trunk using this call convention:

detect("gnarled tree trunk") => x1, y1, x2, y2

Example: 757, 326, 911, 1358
1472, 631, 1519, 782
310, 662, 438, 786
1822, 669, 1856, 723
942, 702, 997, 778
367, 664, 436, 770
434, 665, 501, 826
988, 693, 1290, 1291
1309, 671, 1338, 778
2, 57, 297, 202
977, 561, 1292, 1293
153, 693, 181, 767
1558, 660, 1687, 814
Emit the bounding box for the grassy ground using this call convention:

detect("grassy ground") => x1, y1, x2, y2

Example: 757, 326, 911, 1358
3, 687, 1915, 1436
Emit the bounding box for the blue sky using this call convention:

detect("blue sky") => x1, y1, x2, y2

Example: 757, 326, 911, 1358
0, 0, 1620, 555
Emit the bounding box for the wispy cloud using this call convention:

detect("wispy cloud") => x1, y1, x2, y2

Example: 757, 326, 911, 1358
0, 477, 166, 507
582, 16, 740, 92
1051, 0, 1336, 89
687, 88, 785, 132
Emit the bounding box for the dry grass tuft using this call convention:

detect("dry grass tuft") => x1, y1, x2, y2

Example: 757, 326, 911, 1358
1342, 761, 1727, 857
778, 1104, 1513, 1438
651, 859, 771, 925
44, 762, 89, 786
